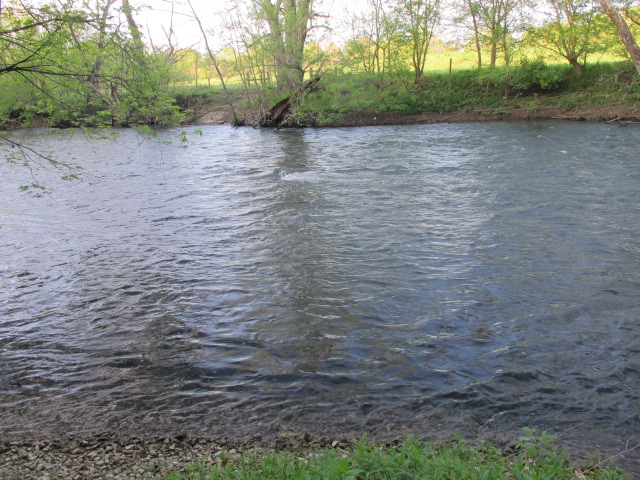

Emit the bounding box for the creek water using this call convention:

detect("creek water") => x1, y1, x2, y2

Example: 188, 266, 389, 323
1, 122, 639, 468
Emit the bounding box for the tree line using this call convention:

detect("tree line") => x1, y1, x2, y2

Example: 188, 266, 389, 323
0, 0, 184, 128
207, 0, 639, 91
1, 0, 639, 129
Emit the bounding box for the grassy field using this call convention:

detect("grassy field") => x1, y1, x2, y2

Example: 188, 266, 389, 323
423, 48, 628, 74
171, 47, 630, 88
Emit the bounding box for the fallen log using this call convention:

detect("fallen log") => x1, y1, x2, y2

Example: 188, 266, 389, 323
261, 76, 321, 127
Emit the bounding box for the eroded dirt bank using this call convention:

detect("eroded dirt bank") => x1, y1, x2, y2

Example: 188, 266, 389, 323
192, 102, 640, 127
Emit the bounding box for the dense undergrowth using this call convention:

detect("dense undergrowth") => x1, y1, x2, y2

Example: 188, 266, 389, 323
166, 59, 640, 126
155, 432, 627, 480
3, 60, 638, 129
291, 60, 640, 125
167, 60, 640, 127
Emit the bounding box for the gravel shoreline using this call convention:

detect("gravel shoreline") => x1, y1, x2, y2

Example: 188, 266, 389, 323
0, 432, 358, 480
0, 434, 241, 480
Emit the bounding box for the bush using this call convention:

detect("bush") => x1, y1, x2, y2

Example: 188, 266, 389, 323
388, 91, 424, 113
422, 87, 472, 112
511, 57, 565, 93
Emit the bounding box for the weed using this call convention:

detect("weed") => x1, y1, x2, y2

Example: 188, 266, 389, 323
148, 433, 628, 480
254, 60, 639, 125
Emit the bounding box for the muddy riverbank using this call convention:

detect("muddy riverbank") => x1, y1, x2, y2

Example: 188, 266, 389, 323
191, 100, 640, 127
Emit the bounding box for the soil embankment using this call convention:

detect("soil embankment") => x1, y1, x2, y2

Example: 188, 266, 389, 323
191, 102, 640, 127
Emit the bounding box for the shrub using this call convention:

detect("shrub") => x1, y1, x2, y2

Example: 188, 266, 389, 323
511, 57, 565, 93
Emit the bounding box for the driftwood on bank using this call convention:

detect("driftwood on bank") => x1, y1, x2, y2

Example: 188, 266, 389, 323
261, 76, 321, 127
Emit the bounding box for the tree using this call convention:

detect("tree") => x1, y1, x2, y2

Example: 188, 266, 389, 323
1, 2, 81, 74
395, 0, 441, 84
623, 4, 640, 27
1, 1, 91, 122
468, 0, 483, 67
465, 0, 527, 67
364, 0, 399, 78
527, 0, 603, 79
186, 0, 240, 124
173, 48, 202, 81
341, 0, 399, 81
0, 0, 181, 127
598, 0, 640, 75
252, 0, 318, 92
121, 0, 144, 56
1, 0, 182, 188
88, 0, 118, 90
64, 0, 119, 113
455, 0, 484, 67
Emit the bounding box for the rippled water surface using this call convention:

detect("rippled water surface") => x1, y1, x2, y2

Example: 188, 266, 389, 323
1, 122, 639, 464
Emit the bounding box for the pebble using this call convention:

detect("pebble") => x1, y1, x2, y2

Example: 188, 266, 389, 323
0, 435, 231, 480
0, 432, 353, 480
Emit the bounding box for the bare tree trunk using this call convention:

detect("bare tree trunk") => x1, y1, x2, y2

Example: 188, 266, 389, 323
472, 17, 482, 67
501, 15, 510, 66
467, 0, 482, 68
569, 57, 584, 79
414, 67, 423, 85
121, 0, 144, 56
598, 0, 640, 75
91, 0, 118, 90
255, 0, 312, 92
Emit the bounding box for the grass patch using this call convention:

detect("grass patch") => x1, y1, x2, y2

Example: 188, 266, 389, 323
153, 431, 627, 480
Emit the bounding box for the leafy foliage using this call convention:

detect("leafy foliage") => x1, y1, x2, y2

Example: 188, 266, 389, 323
280, 57, 639, 125
510, 57, 566, 92
0, 0, 189, 191
0, 0, 182, 129
524, 0, 611, 78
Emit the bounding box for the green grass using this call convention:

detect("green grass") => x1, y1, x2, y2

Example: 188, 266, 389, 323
164, 59, 639, 127
152, 432, 627, 480
283, 59, 639, 125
